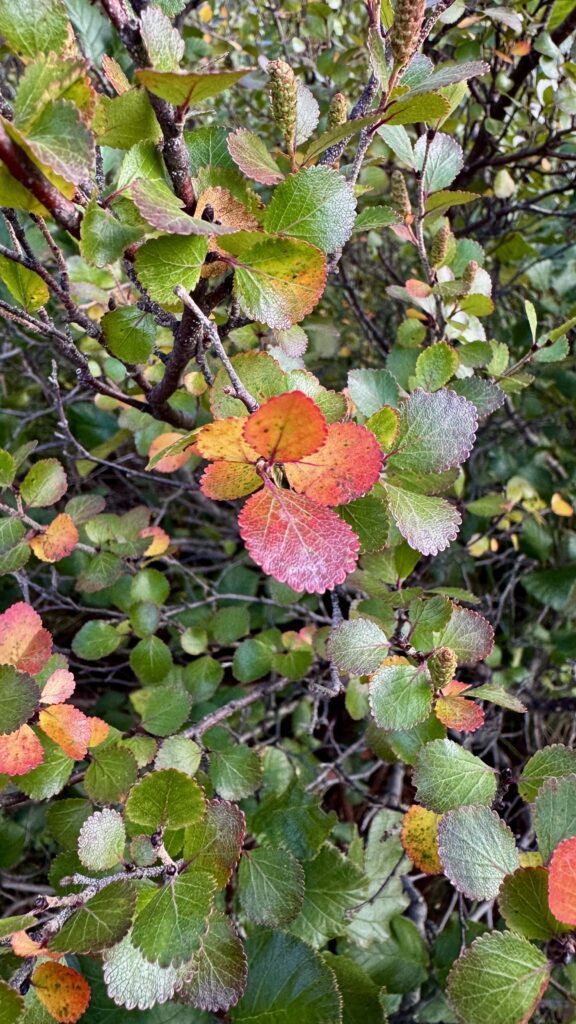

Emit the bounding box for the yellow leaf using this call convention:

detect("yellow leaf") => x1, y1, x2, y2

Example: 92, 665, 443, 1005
551, 492, 573, 517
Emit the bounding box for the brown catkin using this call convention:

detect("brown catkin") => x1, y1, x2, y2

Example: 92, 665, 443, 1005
428, 647, 458, 689
431, 224, 452, 267
391, 169, 411, 218
328, 92, 348, 130
268, 59, 297, 148
390, 0, 426, 67
461, 259, 479, 294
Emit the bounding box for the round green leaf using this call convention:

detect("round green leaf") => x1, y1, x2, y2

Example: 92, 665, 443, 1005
518, 744, 576, 801
78, 808, 126, 871
209, 747, 263, 801
238, 847, 305, 927
413, 738, 497, 812
0, 666, 40, 734
534, 773, 576, 862
72, 620, 122, 661
84, 744, 138, 804
499, 866, 568, 940
131, 867, 216, 967
125, 768, 205, 832
369, 662, 433, 731
20, 458, 67, 508
129, 636, 173, 684
438, 806, 519, 899
327, 618, 389, 675
263, 167, 356, 254
447, 931, 549, 1024
50, 880, 136, 954
102, 306, 157, 363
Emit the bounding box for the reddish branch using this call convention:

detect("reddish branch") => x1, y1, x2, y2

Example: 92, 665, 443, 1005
98, 0, 196, 209
0, 124, 81, 237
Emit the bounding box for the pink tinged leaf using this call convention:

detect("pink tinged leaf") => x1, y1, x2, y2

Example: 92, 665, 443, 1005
286, 423, 383, 506
200, 462, 263, 501
227, 128, 284, 185
88, 717, 110, 748
38, 704, 93, 760
435, 695, 485, 733
41, 669, 76, 705
148, 432, 197, 473
196, 417, 261, 463
0, 602, 52, 674
0, 724, 44, 775
242, 391, 328, 463
436, 605, 495, 663
238, 484, 360, 593
406, 279, 432, 298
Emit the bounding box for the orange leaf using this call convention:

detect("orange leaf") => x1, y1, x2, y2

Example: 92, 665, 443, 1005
285, 423, 382, 506
440, 680, 471, 696
401, 804, 442, 874
29, 514, 79, 563
32, 962, 91, 1023
0, 602, 52, 674
88, 716, 110, 748
238, 483, 360, 593
200, 461, 262, 500
148, 432, 196, 473
196, 417, 260, 462
12, 931, 61, 959
41, 669, 76, 705
435, 694, 485, 732
242, 391, 327, 463
406, 278, 432, 298
139, 526, 170, 556
196, 186, 259, 232
0, 723, 44, 775
549, 837, 576, 925
38, 705, 92, 760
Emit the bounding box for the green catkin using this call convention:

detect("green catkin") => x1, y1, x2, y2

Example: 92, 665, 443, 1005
328, 92, 348, 130
428, 647, 458, 689
390, 0, 426, 67
431, 225, 452, 268
268, 59, 297, 149
461, 259, 479, 295
391, 169, 411, 218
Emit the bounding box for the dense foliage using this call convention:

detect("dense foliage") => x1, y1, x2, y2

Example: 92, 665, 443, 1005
0, 0, 575, 1021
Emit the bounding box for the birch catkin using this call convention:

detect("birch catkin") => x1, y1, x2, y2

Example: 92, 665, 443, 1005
390, 0, 426, 67
268, 60, 297, 148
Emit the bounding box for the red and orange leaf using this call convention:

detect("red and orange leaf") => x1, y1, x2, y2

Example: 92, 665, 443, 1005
139, 526, 170, 556
87, 716, 110, 748
32, 962, 91, 1023
440, 679, 471, 696
242, 391, 327, 463
200, 461, 262, 501
238, 484, 360, 593
12, 931, 61, 959
29, 514, 79, 563
401, 804, 443, 874
195, 417, 260, 463
38, 705, 93, 760
435, 694, 485, 732
0, 723, 44, 776
549, 837, 576, 925
148, 432, 196, 473
285, 423, 383, 506
0, 602, 52, 674
41, 669, 76, 705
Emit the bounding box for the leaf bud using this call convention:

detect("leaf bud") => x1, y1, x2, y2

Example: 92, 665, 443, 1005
390, 0, 426, 67
268, 59, 297, 148
428, 646, 458, 689
391, 169, 411, 218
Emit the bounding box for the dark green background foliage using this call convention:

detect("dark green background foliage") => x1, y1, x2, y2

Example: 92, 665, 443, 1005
0, 1, 575, 1023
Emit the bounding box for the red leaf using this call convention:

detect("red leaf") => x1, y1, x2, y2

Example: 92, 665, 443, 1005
549, 838, 576, 925
196, 417, 260, 463
32, 962, 91, 1023
201, 462, 263, 500
0, 723, 44, 775
0, 602, 52, 674
242, 391, 327, 463
238, 483, 360, 593
41, 669, 76, 705
29, 513, 79, 563
285, 423, 382, 505
38, 704, 92, 760
435, 694, 485, 733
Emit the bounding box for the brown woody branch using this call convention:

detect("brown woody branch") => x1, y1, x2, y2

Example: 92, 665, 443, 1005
0, 124, 81, 237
